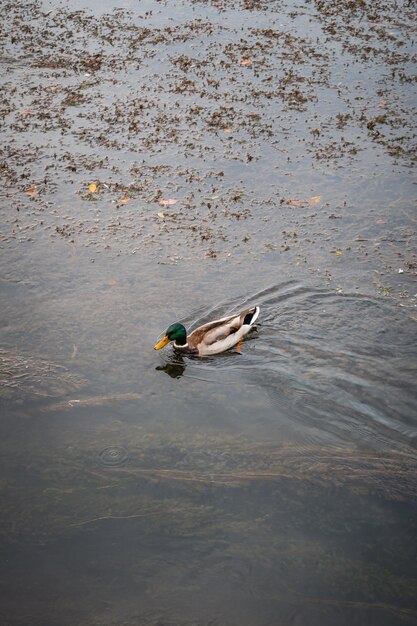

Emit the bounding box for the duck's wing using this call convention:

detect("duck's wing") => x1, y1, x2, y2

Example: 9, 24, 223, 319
188, 306, 259, 354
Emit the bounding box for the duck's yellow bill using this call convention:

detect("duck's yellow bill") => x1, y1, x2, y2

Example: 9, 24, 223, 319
154, 335, 170, 350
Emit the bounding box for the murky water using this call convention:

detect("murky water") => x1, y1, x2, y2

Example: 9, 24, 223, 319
1, 0, 416, 624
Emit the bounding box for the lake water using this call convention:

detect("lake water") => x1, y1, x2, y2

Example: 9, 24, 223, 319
1, 0, 416, 624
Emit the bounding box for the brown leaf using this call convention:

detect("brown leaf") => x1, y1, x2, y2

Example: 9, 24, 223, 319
25, 185, 37, 197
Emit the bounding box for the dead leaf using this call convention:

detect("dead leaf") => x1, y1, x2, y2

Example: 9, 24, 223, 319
157, 212, 165, 218
25, 185, 37, 197
287, 196, 321, 207
159, 199, 177, 206
88, 183, 97, 193
309, 195, 321, 205
335, 250, 343, 255
120, 196, 129, 203
223, 128, 232, 133
241, 59, 253, 66
378, 99, 387, 108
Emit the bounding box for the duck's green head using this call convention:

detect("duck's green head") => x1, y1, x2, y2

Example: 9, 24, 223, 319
154, 323, 187, 350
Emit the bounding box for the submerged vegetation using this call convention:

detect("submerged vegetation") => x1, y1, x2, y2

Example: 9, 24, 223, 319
1, 420, 416, 624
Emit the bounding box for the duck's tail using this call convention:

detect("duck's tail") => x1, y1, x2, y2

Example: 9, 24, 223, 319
243, 306, 260, 326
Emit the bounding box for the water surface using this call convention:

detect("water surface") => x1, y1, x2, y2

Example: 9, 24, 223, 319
1, 0, 416, 624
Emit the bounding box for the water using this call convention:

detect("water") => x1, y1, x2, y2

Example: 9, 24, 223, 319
1, 265, 416, 625
1, 0, 416, 624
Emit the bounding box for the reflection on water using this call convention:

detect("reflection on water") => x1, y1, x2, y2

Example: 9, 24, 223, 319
156, 354, 187, 379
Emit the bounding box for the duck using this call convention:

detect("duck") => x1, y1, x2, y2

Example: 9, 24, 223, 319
154, 306, 260, 356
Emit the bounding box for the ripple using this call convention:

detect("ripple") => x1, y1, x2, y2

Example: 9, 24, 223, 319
98, 445, 129, 467
156, 283, 417, 454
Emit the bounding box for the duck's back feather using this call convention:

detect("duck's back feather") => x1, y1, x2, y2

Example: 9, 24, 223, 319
186, 306, 259, 355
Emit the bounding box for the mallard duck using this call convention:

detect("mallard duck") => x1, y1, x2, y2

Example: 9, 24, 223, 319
154, 306, 260, 356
